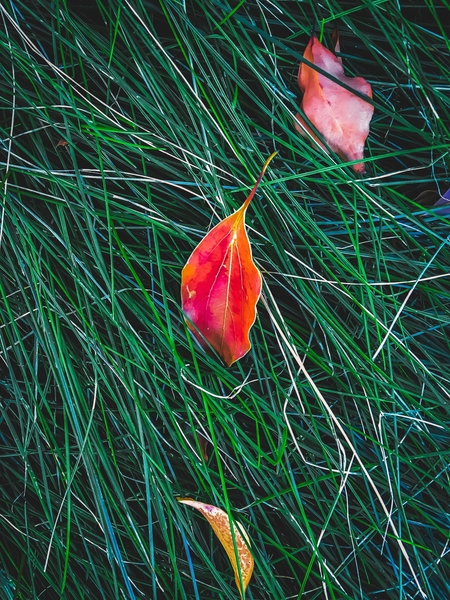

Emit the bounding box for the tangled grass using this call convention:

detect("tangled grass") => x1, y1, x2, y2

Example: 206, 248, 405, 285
0, 1, 449, 598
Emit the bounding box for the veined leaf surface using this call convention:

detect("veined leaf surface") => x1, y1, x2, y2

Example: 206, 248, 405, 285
178, 498, 254, 597
181, 153, 276, 366
295, 36, 374, 173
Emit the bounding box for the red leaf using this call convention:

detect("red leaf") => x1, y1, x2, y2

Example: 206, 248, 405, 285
295, 36, 374, 173
181, 153, 276, 366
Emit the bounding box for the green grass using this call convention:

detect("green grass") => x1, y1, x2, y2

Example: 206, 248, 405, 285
0, 0, 449, 598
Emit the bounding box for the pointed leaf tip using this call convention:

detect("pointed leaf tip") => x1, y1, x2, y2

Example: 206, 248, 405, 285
242, 151, 277, 212
181, 154, 276, 366
177, 498, 254, 596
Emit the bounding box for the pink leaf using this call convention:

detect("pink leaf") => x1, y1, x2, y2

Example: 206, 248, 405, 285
295, 35, 374, 173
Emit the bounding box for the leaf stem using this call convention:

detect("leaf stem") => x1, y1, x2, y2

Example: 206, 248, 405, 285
242, 152, 277, 212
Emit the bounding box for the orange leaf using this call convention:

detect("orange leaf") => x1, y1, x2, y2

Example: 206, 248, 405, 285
295, 36, 374, 173
181, 152, 276, 366
177, 498, 254, 597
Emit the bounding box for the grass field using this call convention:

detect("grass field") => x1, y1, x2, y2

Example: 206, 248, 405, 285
0, 1, 449, 598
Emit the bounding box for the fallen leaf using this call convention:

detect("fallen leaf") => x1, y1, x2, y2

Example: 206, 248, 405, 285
413, 189, 439, 206
181, 152, 276, 366
196, 431, 210, 462
295, 35, 374, 173
434, 187, 450, 216
177, 498, 254, 596
414, 187, 450, 216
